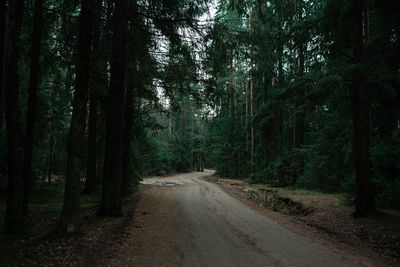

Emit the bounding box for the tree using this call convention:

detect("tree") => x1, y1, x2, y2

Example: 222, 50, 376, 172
99, 0, 130, 216
58, 0, 95, 232
351, 0, 374, 216
121, 78, 135, 195
4, 0, 26, 233
121, 22, 138, 194
22, 0, 44, 215
0, 0, 6, 129
84, 0, 103, 194
205, 0, 400, 212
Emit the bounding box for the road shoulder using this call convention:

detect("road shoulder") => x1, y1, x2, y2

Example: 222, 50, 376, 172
204, 175, 398, 267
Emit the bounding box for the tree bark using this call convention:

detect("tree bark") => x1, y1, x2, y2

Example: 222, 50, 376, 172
58, 0, 94, 233
121, 18, 138, 194
4, 0, 26, 233
351, 0, 374, 217
248, 8, 255, 174
22, 0, 44, 215
250, 78, 254, 173
0, 0, 6, 130
121, 82, 134, 195
295, 40, 306, 181
84, 0, 102, 194
276, 38, 284, 157
84, 78, 98, 194
99, 0, 129, 216
295, 42, 305, 148
295, 0, 305, 149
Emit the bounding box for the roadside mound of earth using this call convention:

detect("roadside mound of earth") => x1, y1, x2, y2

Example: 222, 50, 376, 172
209, 176, 400, 265
242, 187, 312, 216
212, 178, 313, 216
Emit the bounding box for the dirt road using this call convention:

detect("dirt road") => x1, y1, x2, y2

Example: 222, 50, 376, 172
109, 171, 372, 267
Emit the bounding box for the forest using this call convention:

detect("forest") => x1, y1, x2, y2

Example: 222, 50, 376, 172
0, 0, 399, 264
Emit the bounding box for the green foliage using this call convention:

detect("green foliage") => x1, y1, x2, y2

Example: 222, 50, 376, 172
0, 0, 212, 235
371, 132, 400, 209
1, 0, 400, 241
204, 0, 400, 210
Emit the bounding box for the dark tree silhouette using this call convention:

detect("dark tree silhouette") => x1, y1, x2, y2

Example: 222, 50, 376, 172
58, 0, 95, 232
351, 0, 374, 216
22, 0, 44, 215
4, 0, 26, 233
99, 0, 130, 216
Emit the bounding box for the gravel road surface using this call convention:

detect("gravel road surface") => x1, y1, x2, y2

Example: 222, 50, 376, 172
110, 171, 371, 267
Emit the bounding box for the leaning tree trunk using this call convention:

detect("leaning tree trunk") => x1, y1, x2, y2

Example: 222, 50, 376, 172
4, 0, 26, 233
0, 0, 6, 130
99, 0, 129, 216
58, 0, 94, 233
22, 0, 44, 215
351, 0, 374, 217
84, 0, 102, 194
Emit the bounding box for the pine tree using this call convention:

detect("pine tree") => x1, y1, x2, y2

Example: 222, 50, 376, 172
58, 0, 95, 232
4, 0, 26, 233
99, 0, 130, 216
22, 0, 44, 215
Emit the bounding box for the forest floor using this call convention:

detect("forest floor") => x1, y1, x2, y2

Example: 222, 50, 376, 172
0, 171, 398, 266
0, 183, 141, 266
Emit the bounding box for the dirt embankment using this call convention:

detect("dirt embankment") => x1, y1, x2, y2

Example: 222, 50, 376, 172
209, 177, 400, 265
242, 186, 312, 216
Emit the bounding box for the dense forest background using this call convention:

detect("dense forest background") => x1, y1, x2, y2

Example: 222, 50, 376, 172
0, 0, 399, 236
205, 0, 400, 213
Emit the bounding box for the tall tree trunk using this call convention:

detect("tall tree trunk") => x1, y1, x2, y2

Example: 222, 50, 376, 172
99, 0, 129, 216
4, 0, 25, 233
22, 0, 44, 215
295, 41, 306, 182
250, 78, 254, 173
295, 0, 305, 149
276, 39, 284, 157
84, 0, 102, 194
84, 78, 98, 194
47, 87, 56, 184
121, 82, 134, 196
58, 0, 94, 233
0, 1, 6, 130
352, 0, 374, 217
245, 80, 249, 154
295, 43, 305, 148
292, 0, 306, 183
248, 8, 255, 174
47, 134, 55, 184
276, 2, 285, 156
